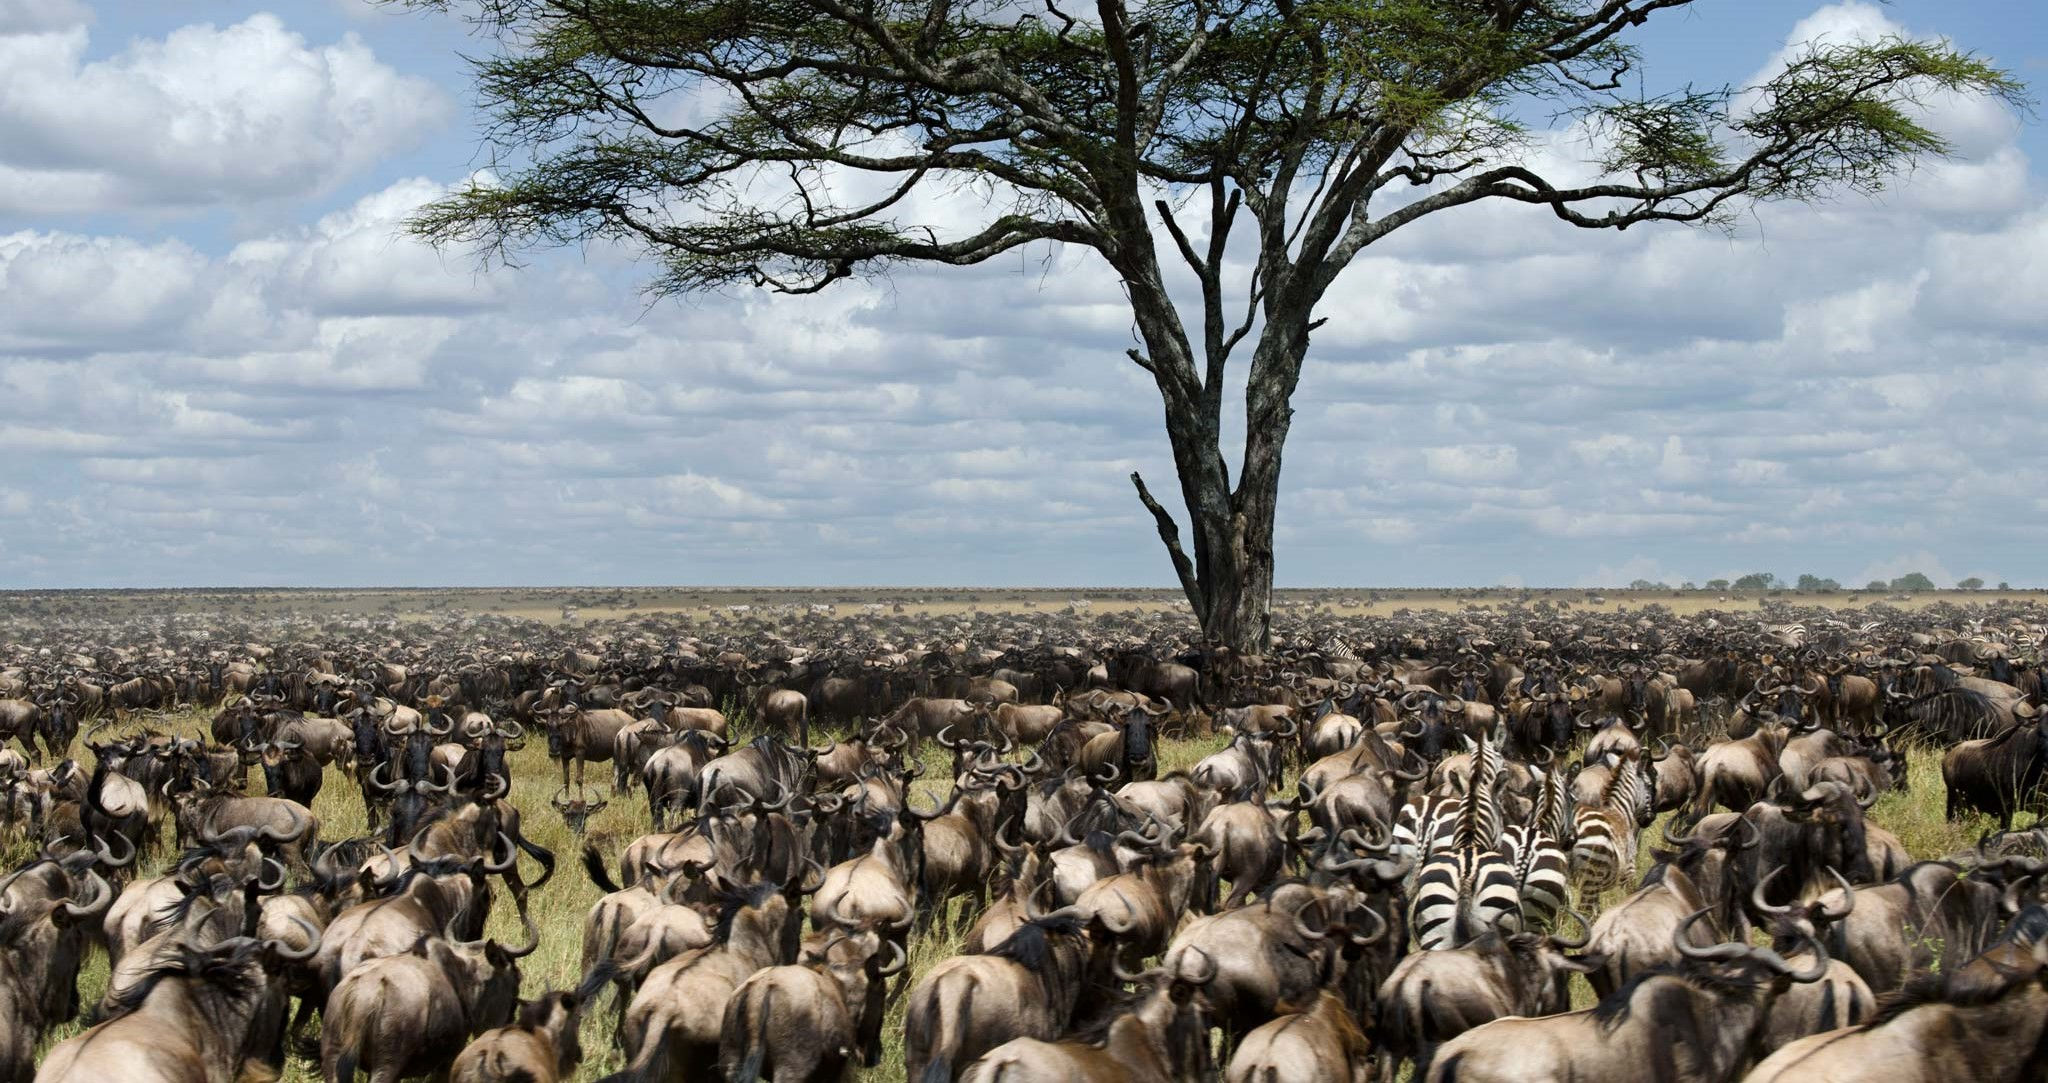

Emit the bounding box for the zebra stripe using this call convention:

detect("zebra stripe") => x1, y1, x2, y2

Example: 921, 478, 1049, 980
1394, 793, 1461, 865
1410, 847, 1523, 950
1499, 824, 1572, 930
1569, 806, 1633, 889
1449, 733, 1503, 852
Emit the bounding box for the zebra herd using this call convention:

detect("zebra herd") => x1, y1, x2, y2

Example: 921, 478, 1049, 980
1397, 732, 1649, 951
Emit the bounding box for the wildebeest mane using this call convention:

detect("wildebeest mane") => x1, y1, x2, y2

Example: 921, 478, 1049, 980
989, 912, 1086, 970
99, 938, 264, 1020
713, 879, 783, 941
1870, 954, 2041, 1025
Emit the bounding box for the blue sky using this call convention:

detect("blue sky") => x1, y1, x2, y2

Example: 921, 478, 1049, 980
1, 0, 2045, 589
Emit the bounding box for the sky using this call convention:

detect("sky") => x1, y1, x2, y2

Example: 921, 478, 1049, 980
1, 0, 2045, 590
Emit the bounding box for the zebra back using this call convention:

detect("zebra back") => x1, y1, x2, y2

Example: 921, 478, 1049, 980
1500, 823, 1571, 931
1410, 846, 1522, 950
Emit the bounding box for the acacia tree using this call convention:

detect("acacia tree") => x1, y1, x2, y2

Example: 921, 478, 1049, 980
400, 0, 2019, 652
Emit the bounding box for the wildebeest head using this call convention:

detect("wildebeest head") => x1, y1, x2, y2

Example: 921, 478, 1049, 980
549, 785, 608, 834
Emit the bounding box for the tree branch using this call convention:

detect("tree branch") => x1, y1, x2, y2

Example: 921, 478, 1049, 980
1131, 471, 1204, 611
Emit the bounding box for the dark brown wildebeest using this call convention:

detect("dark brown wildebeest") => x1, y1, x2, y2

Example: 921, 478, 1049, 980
1942, 698, 2047, 830
610, 881, 798, 1082
1224, 989, 1374, 1083
717, 931, 906, 1078
904, 911, 1107, 1083
1747, 916, 2048, 1083
1375, 916, 1598, 1079
449, 963, 616, 1083
321, 917, 539, 1082
1424, 911, 1828, 1083
37, 925, 317, 1083
957, 960, 1216, 1083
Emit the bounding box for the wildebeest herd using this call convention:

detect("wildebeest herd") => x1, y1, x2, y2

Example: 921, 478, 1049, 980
1, 595, 2046, 1082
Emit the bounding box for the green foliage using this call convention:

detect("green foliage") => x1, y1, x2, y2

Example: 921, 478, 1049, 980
1705, 578, 1730, 591
1867, 579, 1889, 591
1732, 572, 1777, 590
392, 0, 2027, 302
1891, 571, 1937, 591
1795, 573, 1841, 591
1957, 576, 1985, 590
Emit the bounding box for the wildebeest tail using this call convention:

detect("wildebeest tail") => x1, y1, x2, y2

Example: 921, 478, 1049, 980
582, 841, 621, 893
919, 976, 973, 1083
732, 984, 770, 1081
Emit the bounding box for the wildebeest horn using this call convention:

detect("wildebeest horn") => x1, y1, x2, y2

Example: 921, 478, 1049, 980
463, 716, 490, 740
1339, 824, 1391, 853
256, 856, 287, 893
261, 804, 310, 843
1815, 867, 1856, 921
1549, 907, 1593, 950
57, 867, 112, 924
483, 832, 518, 874
1292, 896, 1331, 940
265, 914, 323, 962
550, 785, 571, 809
872, 938, 907, 977
1674, 907, 1828, 981
1182, 944, 1219, 984
92, 830, 136, 869
1112, 954, 1154, 984
934, 724, 961, 750
501, 913, 542, 958
1749, 866, 1797, 919
1344, 904, 1388, 947
1099, 893, 1139, 934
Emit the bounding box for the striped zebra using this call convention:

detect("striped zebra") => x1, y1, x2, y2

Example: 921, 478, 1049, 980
1445, 730, 1505, 851
1535, 762, 1576, 845
1409, 846, 1522, 949
1570, 750, 1649, 890
1496, 822, 1572, 932
1393, 792, 1460, 867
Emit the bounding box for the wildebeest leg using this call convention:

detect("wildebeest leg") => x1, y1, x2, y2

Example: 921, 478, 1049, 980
288, 1000, 321, 1058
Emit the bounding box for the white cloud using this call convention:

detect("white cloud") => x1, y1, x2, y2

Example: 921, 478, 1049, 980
0, 14, 448, 213
1424, 444, 1520, 483
0, 0, 88, 34
0, 3, 2042, 588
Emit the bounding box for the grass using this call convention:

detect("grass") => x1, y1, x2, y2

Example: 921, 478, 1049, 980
20, 707, 2011, 1081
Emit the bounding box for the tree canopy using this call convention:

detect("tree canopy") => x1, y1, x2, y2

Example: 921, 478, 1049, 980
396, 0, 2024, 647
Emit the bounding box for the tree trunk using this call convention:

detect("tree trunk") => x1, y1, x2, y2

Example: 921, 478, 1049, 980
1129, 344, 1291, 657
1118, 245, 1301, 658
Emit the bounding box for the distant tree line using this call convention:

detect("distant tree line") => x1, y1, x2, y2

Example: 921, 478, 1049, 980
1622, 571, 2003, 592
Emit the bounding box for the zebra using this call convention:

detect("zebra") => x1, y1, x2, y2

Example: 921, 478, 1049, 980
1393, 791, 1461, 868
1570, 749, 1650, 890
1496, 822, 1572, 932
1395, 733, 1504, 868
1410, 846, 1523, 949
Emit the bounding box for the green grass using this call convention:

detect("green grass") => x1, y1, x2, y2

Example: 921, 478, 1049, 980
23, 711, 2006, 1081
